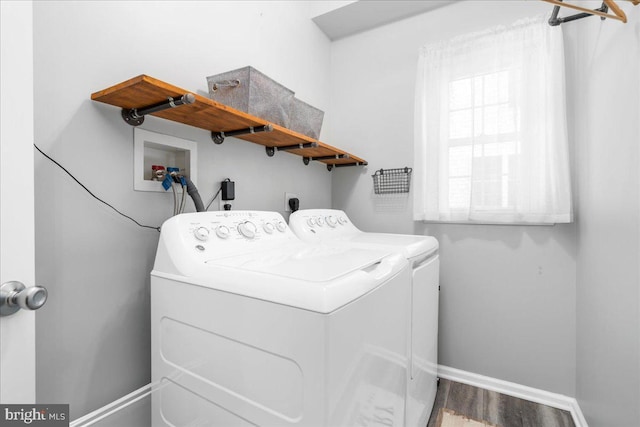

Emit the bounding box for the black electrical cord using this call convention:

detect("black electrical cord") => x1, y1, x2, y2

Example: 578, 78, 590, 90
34, 144, 161, 232
205, 187, 222, 211
205, 178, 231, 211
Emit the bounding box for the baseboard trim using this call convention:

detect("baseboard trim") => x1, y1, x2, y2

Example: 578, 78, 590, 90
437, 365, 588, 427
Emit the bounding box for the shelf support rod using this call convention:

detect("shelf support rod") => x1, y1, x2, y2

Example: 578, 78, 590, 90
325, 162, 367, 171
310, 154, 350, 161
277, 142, 318, 152
267, 142, 318, 157
121, 93, 196, 126
303, 154, 361, 170
212, 124, 273, 144
334, 162, 368, 168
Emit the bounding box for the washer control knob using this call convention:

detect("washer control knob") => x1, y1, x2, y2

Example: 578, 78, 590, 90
338, 217, 348, 225
194, 227, 210, 241
263, 222, 275, 234
215, 225, 230, 239
275, 221, 287, 232
307, 218, 316, 227
316, 217, 325, 227
326, 216, 337, 227
238, 221, 257, 239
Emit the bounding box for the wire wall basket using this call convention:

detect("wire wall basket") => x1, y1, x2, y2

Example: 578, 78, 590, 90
372, 167, 412, 194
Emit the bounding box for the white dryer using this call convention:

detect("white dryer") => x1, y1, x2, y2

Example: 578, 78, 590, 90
289, 209, 439, 427
151, 211, 411, 427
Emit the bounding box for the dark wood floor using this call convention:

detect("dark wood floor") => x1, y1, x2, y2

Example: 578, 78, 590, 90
426, 379, 575, 427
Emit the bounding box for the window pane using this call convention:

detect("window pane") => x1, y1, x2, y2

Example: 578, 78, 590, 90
472, 143, 483, 158
482, 142, 518, 157
473, 108, 483, 136
472, 178, 502, 208
483, 73, 499, 105
497, 70, 509, 103
504, 141, 518, 155
449, 177, 470, 209
473, 155, 501, 180
497, 104, 516, 134
483, 105, 499, 135
449, 109, 472, 139
449, 78, 472, 110
447, 70, 522, 213
449, 145, 472, 177
483, 143, 500, 157
508, 153, 519, 188
484, 180, 502, 206
473, 76, 483, 107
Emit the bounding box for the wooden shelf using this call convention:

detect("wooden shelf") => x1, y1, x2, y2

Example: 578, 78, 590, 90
91, 75, 367, 169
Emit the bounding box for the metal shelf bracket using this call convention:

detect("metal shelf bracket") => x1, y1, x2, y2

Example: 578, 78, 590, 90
267, 142, 318, 158
334, 161, 367, 168
211, 124, 273, 144
121, 93, 196, 126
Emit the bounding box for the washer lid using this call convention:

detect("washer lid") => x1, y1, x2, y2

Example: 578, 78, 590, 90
154, 248, 408, 313
152, 210, 410, 313
205, 244, 392, 282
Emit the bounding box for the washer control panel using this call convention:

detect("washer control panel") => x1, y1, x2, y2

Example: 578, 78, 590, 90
169, 211, 294, 256
155, 211, 301, 273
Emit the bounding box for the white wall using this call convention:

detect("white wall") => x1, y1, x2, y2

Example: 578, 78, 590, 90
33, 1, 333, 418
330, 1, 578, 396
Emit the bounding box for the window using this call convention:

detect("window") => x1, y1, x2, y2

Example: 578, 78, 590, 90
413, 15, 572, 224
448, 70, 519, 211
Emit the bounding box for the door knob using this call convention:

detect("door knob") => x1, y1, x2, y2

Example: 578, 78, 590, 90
0, 281, 48, 317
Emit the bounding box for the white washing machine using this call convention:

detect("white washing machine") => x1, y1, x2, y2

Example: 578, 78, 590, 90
289, 209, 439, 427
151, 211, 411, 427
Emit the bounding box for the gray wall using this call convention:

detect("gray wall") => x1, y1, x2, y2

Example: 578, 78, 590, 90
330, 1, 578, 397
572, 8, 640, 427
330, 1, 640, 424
33, 1, 333, 419
32, 1, 640, 425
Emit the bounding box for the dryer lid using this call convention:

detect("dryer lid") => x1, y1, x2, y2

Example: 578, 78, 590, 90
340, 233, 438, 261
288, 209, 438, 260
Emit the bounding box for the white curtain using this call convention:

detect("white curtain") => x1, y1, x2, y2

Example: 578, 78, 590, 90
414, 14, 572, 224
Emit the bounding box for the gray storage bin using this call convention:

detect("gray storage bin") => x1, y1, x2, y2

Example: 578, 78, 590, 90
289, 97, 324, 140
206, 66, 294, 128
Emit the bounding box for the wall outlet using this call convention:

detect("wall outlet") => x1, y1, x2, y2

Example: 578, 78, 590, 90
219, 195, 232, 211
284, 192, 298, 212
